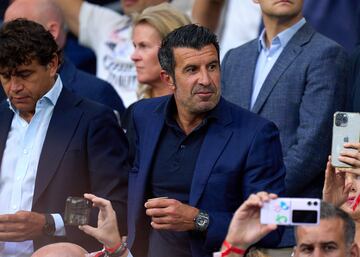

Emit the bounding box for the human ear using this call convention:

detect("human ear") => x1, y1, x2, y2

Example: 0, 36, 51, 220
160, 70, 175, 90
350, 243, 359, 257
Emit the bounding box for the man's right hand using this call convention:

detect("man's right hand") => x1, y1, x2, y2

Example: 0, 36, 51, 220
0, 211, 46, 241
223, 192, 278, 251
79, 193, 122, 249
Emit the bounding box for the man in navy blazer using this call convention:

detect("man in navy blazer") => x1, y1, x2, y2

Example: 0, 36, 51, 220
127, 24, 285, 257
221, 0, 348, 251
0, 19, 129, 256
4, 0, 125, 117
221, 0, 349, 198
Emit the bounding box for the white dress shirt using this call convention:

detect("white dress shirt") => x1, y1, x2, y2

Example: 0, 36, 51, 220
0, 76, 64, 257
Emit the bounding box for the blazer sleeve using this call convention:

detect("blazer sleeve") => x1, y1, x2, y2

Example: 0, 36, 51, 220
204, 122, 286, 250
285, 45, 349, 196
86, 109, 130, 234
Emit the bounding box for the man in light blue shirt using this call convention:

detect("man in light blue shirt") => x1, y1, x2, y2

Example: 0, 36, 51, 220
221, 0, 348, 255
0, 18, 129, 256
251, 18, 305, 109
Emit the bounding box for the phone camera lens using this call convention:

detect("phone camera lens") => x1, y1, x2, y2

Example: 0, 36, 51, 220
307, 201, 312, 206
335, 113, 348, 127
343, 115, 348, 124
335, 113, 343, 126
313, 201, 318, 206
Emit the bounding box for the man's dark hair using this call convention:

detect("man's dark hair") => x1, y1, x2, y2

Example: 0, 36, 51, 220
320, 201, 355, 246
0, 18, 62, 72
295, 201, 356, 247
158, 23, 220, 79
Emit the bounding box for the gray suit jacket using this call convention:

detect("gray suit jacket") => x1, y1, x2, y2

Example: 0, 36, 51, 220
221, 23, 348, 198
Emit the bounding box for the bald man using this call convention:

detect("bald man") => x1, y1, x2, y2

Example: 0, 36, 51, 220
31, 243, 87, 257
4, 0, 125, 116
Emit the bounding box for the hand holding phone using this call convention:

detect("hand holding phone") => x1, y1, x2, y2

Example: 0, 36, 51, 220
331, 112, 360, 168
260, 198, 320, 226
64, 196, 92, 226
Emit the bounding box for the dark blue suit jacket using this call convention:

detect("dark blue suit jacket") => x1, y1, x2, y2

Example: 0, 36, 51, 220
0, 87, 129, 251
127, 96, 285, 257
348, 45, 360, 112
59, 57, 125, 116
0, 87, 5, 102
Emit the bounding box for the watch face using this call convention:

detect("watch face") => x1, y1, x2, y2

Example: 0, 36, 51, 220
195, 211, 209, 232
197, 217, 206, 226
43, 214, 56, 236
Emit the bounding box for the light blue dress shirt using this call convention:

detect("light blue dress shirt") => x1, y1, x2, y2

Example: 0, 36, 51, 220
251, 18, 306, 109
0, 76, 64, 257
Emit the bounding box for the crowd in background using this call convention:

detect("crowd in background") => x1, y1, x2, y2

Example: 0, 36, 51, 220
0, 0, 360, 257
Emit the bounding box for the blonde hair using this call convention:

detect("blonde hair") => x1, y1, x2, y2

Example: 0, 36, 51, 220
133, 3, 191, 99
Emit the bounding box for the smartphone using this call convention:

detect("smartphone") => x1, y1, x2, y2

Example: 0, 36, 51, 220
331, 112, 360, 168
64, 197, 92, 226
260, 198, 320, 226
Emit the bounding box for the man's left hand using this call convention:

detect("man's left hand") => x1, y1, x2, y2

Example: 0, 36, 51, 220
144, 198, 198, 231
0, 211, 45, 241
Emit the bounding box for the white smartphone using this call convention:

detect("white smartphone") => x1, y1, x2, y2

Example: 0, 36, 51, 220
331, 112, 360, 168
260, 198, 320, 226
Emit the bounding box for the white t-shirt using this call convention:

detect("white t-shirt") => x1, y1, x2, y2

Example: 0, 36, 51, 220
219, 0, 261, 60
79, 2, 138, 107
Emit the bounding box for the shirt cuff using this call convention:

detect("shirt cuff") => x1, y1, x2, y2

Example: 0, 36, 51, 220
51, 213, 66, 236
213, 251, 221, 257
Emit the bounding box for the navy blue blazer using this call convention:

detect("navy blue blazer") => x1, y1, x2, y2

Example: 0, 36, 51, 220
0, 87, 5, 102
59, 57, 125, 116
222, 23, 348, 198
348, 45, 360, 112
0, 87, 129, 251
127, 96, 285, 257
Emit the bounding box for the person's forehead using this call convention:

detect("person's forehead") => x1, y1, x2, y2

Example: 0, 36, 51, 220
173, 45, 218, 64
0, 58, 40, 74
297, 218, 345, 244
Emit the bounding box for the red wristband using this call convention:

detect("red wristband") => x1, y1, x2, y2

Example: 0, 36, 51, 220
104, 242, 122, 254
221, 240, 246, 257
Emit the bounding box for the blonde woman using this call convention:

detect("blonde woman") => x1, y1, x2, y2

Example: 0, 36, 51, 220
131, 3, 191, 99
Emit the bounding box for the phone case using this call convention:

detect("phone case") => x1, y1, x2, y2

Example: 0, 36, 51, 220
331, 112, 360, 168
260, 198, 320, 226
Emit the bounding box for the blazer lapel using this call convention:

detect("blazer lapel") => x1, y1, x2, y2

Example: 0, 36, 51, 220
0, 105, 14, 163
252, 23, 314, 114
134, 106, 165, 205
32, 89, 83, 206
239, 41, 260, 110
189, 100, 233, 206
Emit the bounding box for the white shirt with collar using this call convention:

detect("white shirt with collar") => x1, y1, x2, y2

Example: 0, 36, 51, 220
251, 18, 306, 109
0, 76, 65, 257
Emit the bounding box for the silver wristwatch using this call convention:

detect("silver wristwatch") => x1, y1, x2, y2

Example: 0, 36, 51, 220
194, 210, 209, 232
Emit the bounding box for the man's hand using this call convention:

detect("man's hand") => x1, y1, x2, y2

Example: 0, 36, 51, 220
79, 193, 122, 249
322, 156, 351, 207
0, 211, 45, 241
144, 198, 199, 231
223, 192, 278, 250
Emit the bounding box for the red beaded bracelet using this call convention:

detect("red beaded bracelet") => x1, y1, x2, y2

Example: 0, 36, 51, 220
221, 240, 246, 257
105, 242, 123, 254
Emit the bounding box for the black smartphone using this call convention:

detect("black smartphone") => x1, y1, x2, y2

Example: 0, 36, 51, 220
64, 196, 92, 226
